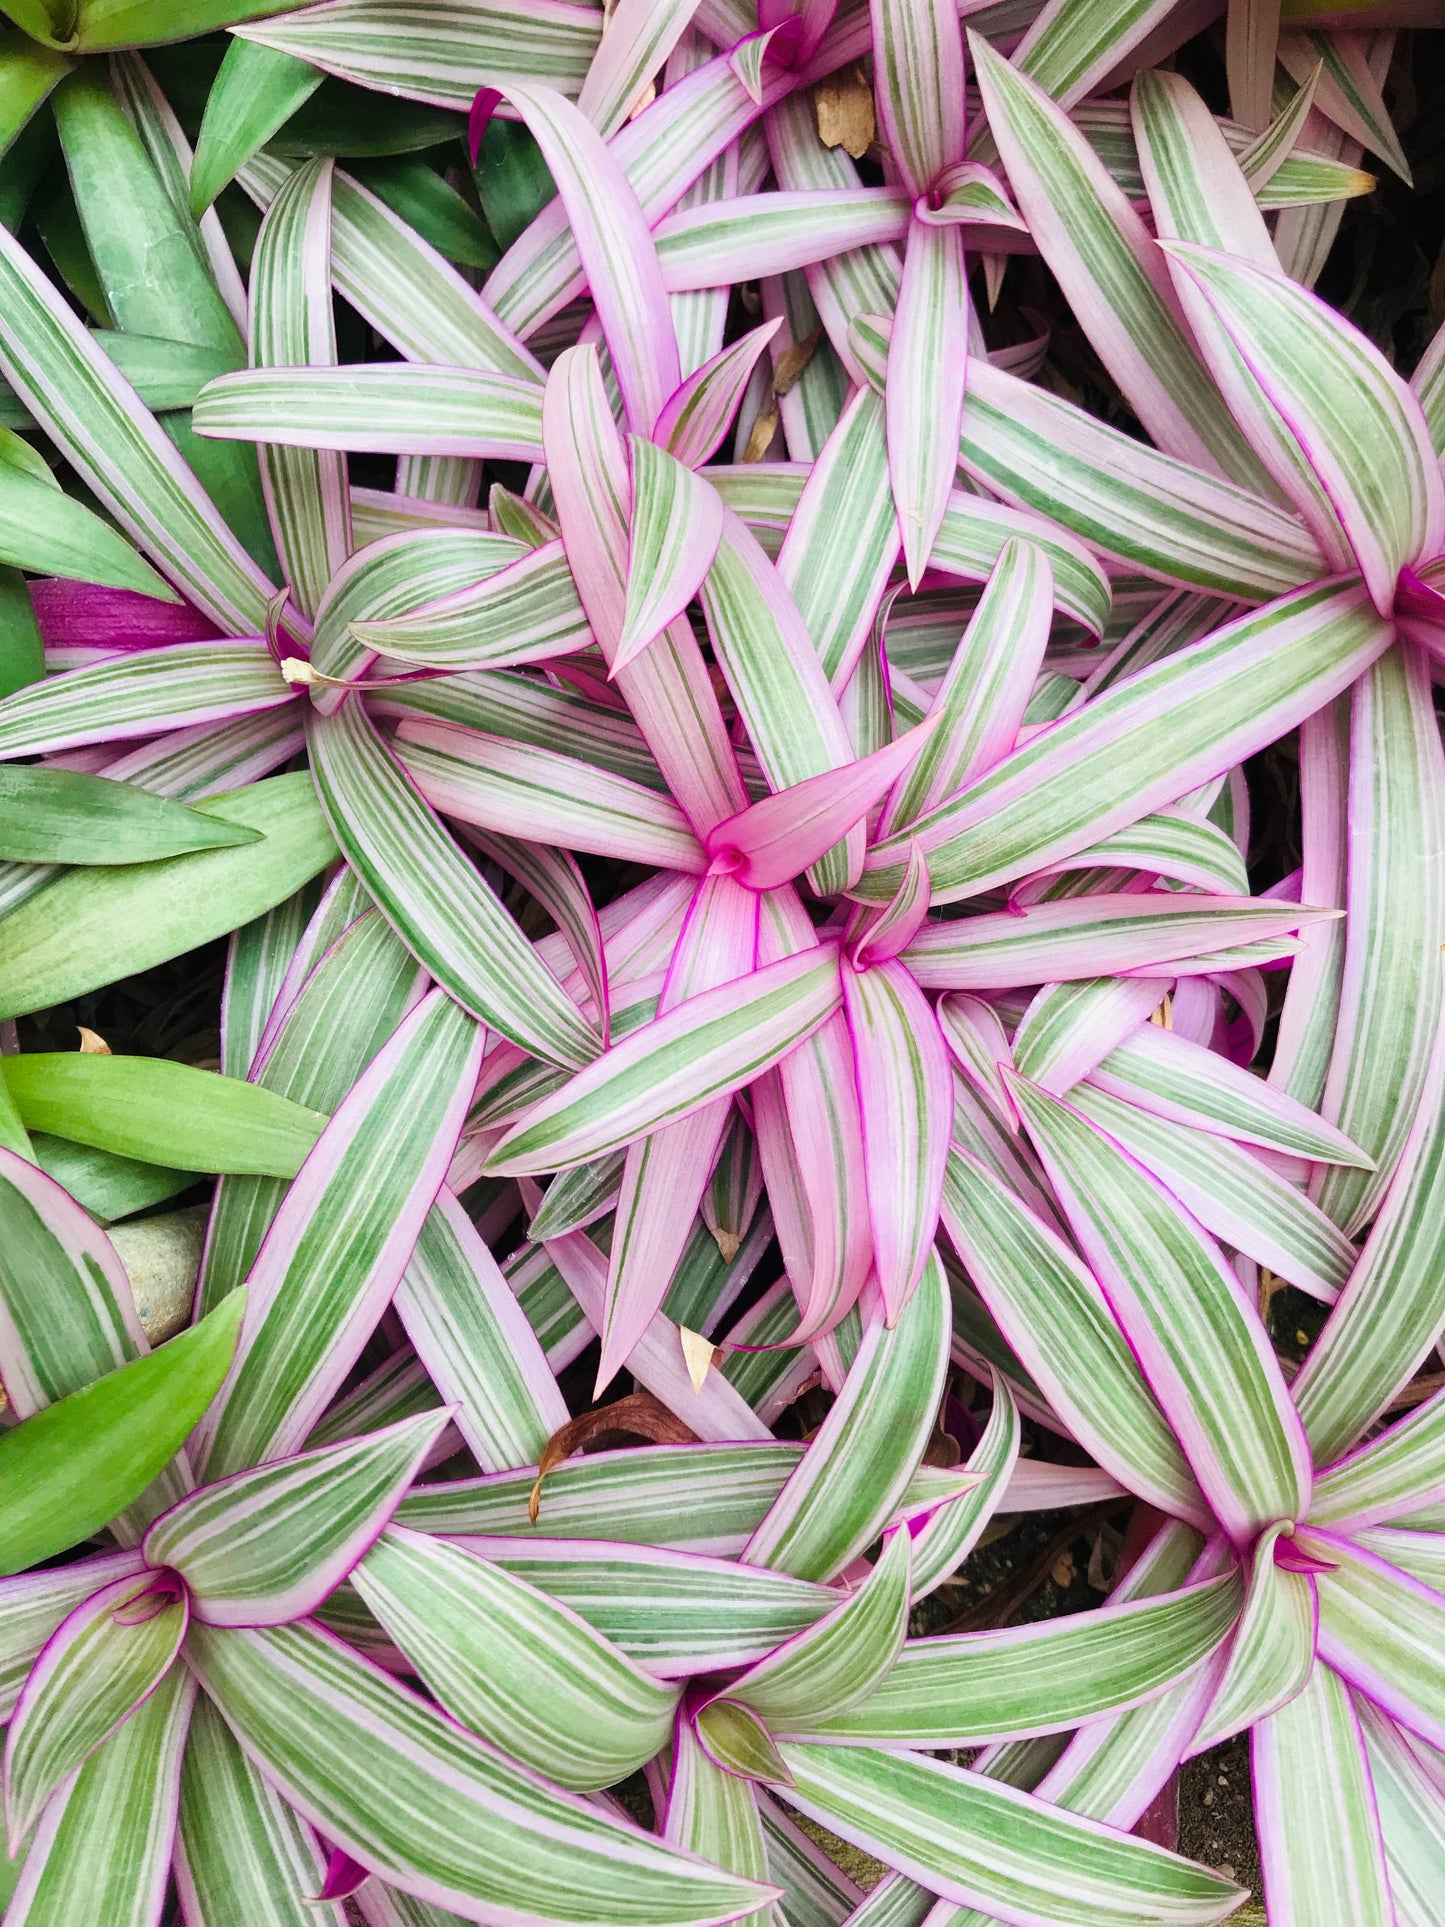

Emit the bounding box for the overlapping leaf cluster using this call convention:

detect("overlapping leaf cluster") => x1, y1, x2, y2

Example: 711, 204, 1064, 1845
0, 0, 1441, 1923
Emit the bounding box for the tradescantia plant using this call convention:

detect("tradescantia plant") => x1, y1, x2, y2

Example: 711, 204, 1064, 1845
0, 0, 1442, 1921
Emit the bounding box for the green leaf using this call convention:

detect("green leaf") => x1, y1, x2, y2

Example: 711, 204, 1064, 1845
0, 566, 41, 702
0, 773, 337, 1023
190, 37, 323, 216
0, 457, 174, 597
0, 1292, 244, 1575
0, 764, 261, 867
352, 155, 498, 270
0, 31, 72, 162
473, 113, 555, 253
1, 1052, 325, 1177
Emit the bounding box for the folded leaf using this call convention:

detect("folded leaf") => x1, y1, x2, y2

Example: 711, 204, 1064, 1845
1303, 1528, 1445, 1750
940, 1147, 1207, 1523
353, 1524, 679, 1790
143, 1411, 446, 1627
1310, 1384, 1445, 1531
0, 640, 293, 758
1189, 1523, 1316, 1757
903, 894, 1327, 986
1011, 976, 1168, 1098
4, 1566, 186, 1850
616, 437, 724, 672
1163, 239, 1444, 612
1253, 1661, 1394, 1927
307, 698, 601, 1069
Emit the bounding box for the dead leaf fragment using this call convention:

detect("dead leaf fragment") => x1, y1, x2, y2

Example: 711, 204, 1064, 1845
680, 1326, 722, 1392
528, 1391, 698, 1523
77, 1027, 111, 1055
772, 328, 823, 397
814, 65, 875, 159
741, 402, 780, 462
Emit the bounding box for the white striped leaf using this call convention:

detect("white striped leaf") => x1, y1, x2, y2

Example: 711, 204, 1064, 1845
1277, 28, 1411, 181
958, 358, 1326, 599
652, 188, 908, 290
729, 1524, 911, 1731
971, 32, 1266, 490
0, 1148, 145, 1419
1010, 1076, 1314, 1542
1068, 1081, 1357, 1302
0, 1553, 142, 1724
1088, 1020, 1371, 1166
1294, 994, 1445, 1464
936, 994, 1014, 1116
234, 0, 601, 105
576, 0, 699, 139
3, 1568, 185, 1850
186, 1616, 771, 1926
142, 1412, 446, 1627
870, 0, 965, 195
939, 1147, 1207, 1523
862, 577, 1392, 903
801, 1571, 1242, 1748
776, 1741, 1246, 1924
394, 1187, 568, 1474
744, 1256, 950, 1583
239, 158, 544, 383
1015, 0, 1185, 108
903, 895, 1324, 987
908, 1373, 1020, 1600
1302, 1528, 1445, 1750
463, 1536, 834, 1676
1354, 1692, 1445, 1927
1131, 69, 1358, 583
1034, 807, 1250, 899
195, 364, 544, 459
195, 989, 482, 1480
617, 437, 724, 671
775, 386, 898, 688
1252, 1662, 1393, 1927
249, 155, 351, 619
841, 957, 952, 1321
542, 344, 747, 837
4, 1663, 193, 1927
1011, 976, 1168, 1097
884, 537, 1053, 832
888, 217, 969, 589
666, 1720, 778, 1926
505, 80, 678, 435
306, 698, 601, 1069
347, 543, 589, 674
0, 216, 274, 633
199, 906, 427, 1314
1188, 1523, 1315, 1755
353, 1524, 678, 1791
1310, 1385, 1445, 1531
0, 641, 293, 758
486, 946, 843, 1174
393, 717, 706, 872
1164, 241, 1444, 612
176, 1690, 343, 1927
700, 509, 860, 894
1313, 644, 1445, 1235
